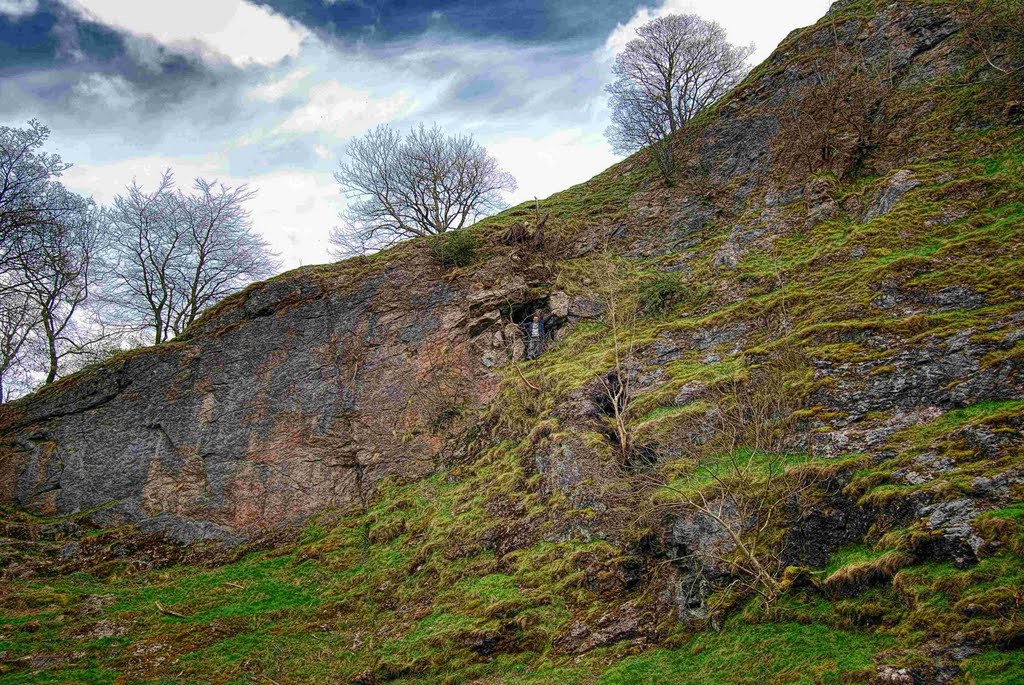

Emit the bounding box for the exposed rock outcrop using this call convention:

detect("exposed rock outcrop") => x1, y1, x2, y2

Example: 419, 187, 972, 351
0, 254, 513, 540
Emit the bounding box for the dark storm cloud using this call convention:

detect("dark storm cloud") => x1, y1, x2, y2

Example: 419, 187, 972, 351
0, 0, 635, 162
257, 0, 645, 44
2, 1, 272, 94
0, 1, 281, 161
0, 2, 96, 70
352, 30, 610, 132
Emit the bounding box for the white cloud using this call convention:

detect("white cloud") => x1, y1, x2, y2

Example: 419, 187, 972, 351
247, 67, 313, 102
61, 154, 227, 204
277, 81, 413, 137
604, 6, 658, 58
605, 0, 831, 64
485, 129, 617, 207
243, 170, 339, 268
121, 35, 172, 72
58, 0, 309, 67
0, 0, 37, 18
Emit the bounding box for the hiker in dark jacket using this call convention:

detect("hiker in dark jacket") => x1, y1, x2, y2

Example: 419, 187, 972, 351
526, 313, 545, 360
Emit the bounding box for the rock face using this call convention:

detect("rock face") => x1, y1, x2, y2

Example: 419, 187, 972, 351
0, 251, 516, 540
863, 170, 921, 221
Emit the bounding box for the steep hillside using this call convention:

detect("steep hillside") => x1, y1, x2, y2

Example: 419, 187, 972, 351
2, 0, 1024, 682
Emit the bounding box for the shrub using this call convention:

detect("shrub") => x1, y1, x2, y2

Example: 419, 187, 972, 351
637, 272, 687, 316
431, 230, 478, 270
961, 0, 1024, 91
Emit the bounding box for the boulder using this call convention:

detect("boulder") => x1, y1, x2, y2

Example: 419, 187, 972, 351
864, 170, 921, 221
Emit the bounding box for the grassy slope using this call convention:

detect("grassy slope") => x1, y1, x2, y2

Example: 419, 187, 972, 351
4, 1, 1024, 683
4, 137, 1023, 685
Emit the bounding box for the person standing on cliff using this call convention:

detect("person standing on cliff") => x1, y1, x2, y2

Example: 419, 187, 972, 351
526, 313, 545, 360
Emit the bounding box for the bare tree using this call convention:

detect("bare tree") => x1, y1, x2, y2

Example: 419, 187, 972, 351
0, 121, 80, 285
605, 14, 753, 185
102, 171, 277, 344
0, 120, 109, 394
0, 287, 37, 402
648, 349, 816, 612
331, 124, 516, 256
595, 286, 639, 460
959, 0, 1024, 80
772, 37, 894, 181
18, 193, 101, 383
102, 171, 184, 345
171, 178, 277, 334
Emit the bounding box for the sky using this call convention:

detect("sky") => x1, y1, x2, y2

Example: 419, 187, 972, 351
0, 0, 832, 270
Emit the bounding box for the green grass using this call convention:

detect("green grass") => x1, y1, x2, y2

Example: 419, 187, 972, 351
892, 401, 1024, 451
962, 650, 1024, 684
597, 622, 888, 684
656, 449, 813, 502
1, 438, 631, 683
824, 545, 890, 576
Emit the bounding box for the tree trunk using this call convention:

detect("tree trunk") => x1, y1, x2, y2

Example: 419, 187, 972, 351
44, 317, 58, 384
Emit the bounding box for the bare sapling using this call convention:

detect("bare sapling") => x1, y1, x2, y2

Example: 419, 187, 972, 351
647, 348, 817, 611
593, 271, 640, 461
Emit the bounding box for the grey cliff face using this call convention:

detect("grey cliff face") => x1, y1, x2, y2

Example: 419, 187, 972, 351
1, 253, 500, 541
